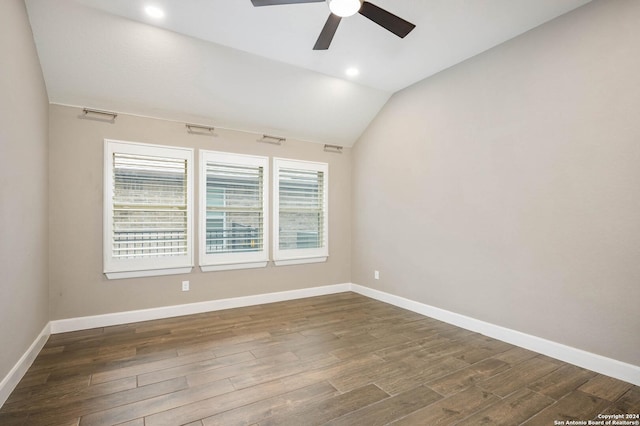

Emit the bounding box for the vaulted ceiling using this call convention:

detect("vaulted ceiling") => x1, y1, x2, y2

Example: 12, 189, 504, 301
25, 0, 591, 146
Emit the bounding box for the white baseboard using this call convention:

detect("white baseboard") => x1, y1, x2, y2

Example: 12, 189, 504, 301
50, 283, 351, 334
351, 283, 640, 387
4, 281, 637, 410
0, 322, 51, 407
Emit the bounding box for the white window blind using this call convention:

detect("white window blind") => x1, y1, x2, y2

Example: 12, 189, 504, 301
199, 151, 268, 271
273, 158, 328, 266
112, 154, 188, 258
104, 140, 193, 279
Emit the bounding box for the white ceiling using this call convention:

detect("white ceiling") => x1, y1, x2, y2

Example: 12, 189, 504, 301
25, 0, 591, 146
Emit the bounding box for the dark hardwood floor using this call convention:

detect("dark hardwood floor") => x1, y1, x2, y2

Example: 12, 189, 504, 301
1, 292, 638, 425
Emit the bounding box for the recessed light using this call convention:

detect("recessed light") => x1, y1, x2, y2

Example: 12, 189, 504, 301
144, 5, 165, 19
345, 67, 360, 77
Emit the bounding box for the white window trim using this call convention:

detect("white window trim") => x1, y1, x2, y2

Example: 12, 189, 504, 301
273, 257, 327, 267
273, 157, 328, 266
199, 150, 269, 272
104, 139, 194, 279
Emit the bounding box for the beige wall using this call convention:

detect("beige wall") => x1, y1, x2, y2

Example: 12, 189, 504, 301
352, 0, 640, 366
0, 0, 50, 380
48, 104, 351, 320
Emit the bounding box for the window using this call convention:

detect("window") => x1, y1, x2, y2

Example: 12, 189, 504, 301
104, 140, 194, 279
199, 151, 269, 271
273, 158, 328, 266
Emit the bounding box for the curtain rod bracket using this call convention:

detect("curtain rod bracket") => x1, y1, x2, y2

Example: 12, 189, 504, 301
186, 123, 215, 135
324, 144, 343, 153
258, 134, 285, 145
81, 108, 117, 122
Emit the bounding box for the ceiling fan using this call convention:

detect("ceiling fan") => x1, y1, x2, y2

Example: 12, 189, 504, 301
250, 0, 416, 50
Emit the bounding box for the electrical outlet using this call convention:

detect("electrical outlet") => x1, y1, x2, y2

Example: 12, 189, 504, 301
181, 281, 189, 291
374, 270, 379, 280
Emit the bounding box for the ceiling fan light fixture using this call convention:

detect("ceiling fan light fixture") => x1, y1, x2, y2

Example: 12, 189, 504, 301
327, 0, 361, 18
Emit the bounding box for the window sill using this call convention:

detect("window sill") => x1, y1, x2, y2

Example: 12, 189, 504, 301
105, 266, 193, 280
200, 261, 268, 272
273, 257, 327, 266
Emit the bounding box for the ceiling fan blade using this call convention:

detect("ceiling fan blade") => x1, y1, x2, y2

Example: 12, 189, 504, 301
313, 14, 341, 50
358, 1, 416, 38
251, 0, 323, 6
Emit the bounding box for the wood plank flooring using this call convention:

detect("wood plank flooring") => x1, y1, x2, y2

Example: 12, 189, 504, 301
1, 292, 638, 425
